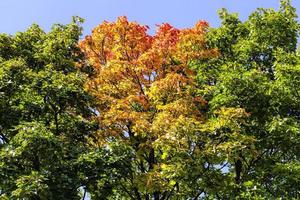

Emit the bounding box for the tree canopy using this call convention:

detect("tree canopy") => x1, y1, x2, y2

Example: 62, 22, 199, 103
0, 17, 98, 199
0, 0, 299, 199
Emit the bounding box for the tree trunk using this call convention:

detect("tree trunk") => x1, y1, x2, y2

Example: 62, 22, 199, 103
235, 154, 243, 184
149, 148, 160, 200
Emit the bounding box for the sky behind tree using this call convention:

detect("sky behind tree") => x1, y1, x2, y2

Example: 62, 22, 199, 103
1, 0, 299, 36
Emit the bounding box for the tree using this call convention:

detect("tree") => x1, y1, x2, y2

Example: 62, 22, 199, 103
0, 17, 98, 199
194, 0, 300, 198
79, 16, 220, 199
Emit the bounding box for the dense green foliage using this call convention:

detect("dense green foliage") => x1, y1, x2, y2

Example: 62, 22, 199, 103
0, 0, 299, 199
197, 1, 300, 198
0, 18, 98, 199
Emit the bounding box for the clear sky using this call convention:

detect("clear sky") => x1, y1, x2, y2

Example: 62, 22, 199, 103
1, 0, 299, 37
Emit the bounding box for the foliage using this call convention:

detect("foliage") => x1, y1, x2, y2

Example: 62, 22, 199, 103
195, 0, 300, 198
79, 16, 220, 199
0, 17, 99, 199
79, 0, 300, 199
1, 0, 299, 199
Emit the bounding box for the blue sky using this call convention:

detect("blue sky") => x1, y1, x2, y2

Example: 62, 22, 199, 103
1, 0, 299, 37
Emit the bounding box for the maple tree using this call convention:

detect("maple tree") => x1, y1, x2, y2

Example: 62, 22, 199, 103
79, 16, 221, 199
